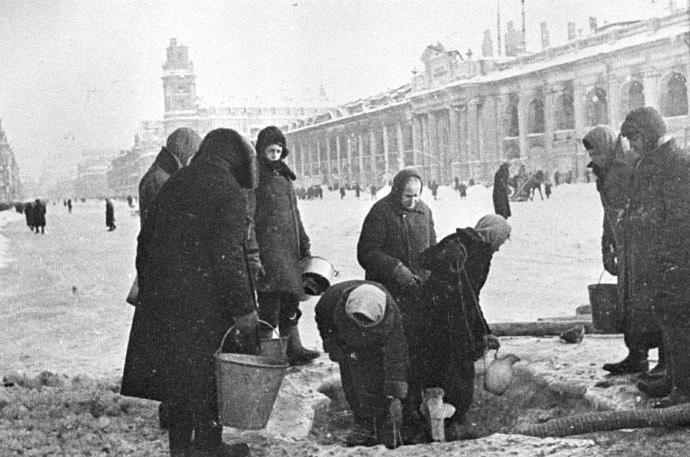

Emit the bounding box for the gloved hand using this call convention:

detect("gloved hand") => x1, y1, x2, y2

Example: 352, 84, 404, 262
393, 264, 420, 290
323, 338, 344, 362
603, 251, 618, 276
483, 334, 501, 351
234, 310, 259, 335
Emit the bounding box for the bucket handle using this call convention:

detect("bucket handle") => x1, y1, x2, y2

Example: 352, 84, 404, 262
596, 269, 606, 285
482, 348, 499, 371
217, 319, 280, 355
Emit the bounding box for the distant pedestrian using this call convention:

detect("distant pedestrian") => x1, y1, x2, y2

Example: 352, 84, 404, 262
370, 184, 378, 200
354, 183, 361, 199
127, 195, 134, 208
24, 201, 35, 231
543, 178, 552, 199
67, 199, 72, 213
33, 199, 46, 234
339, 186, 346, 200
105, 199, 116, 231
459, 182, 467, 198
492, 163, 511, 219
430, 181, 439, 200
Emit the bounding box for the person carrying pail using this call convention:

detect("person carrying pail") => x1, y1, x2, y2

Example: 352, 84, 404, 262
121, 128, 259, 457
315, 280, 409, 449
584, 125, 665, 382
253, 126, 319, 366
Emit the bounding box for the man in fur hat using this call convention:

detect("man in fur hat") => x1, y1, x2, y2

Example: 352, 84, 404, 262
619, 107, 690, 407
315, 280, 408, 449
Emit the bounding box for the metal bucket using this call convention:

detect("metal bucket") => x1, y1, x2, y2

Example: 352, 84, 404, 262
300, 256, 338, 297
260, 337, 288, 363
588, 283, 624, 333
214, 327, 288, 429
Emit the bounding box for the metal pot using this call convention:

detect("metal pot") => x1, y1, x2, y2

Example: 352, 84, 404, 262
299, 256, 338, 296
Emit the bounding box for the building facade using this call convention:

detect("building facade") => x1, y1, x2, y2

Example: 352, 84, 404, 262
0, 120, 22, 203
162, 38, 328, 140
108, 121, 165, 197
283, 10, 690, 188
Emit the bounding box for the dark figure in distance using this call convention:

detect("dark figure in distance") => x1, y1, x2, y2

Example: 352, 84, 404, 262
105, 199, 116, 231
492, 162, 511, 219
33, 199, 46, 234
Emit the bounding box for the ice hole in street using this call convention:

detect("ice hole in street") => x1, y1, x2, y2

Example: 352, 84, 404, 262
310, 367, 594, 445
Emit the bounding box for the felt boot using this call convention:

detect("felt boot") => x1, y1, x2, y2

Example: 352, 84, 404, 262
602, 349, 648, 375
637, 376, 672, 398
281, 324, 319, 366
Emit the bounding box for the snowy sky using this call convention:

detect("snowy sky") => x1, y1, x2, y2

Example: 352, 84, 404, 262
0, 0, 677, 179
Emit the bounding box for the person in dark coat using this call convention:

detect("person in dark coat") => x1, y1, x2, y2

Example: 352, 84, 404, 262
619, 107, 690, 408
316, 280, 408, 448
354, 182, 361, 199
357, 167, 436, 437
583, 126, 663, 378
67, 198, 72, 213
33, 199, 46, 234
135, 127, 201, 430
121, 128, 258, 457
105, 199, 116, 231
339, 186, 346, 199
138, 127, 201, 227
24, 201, 35, 231
415, 215, 508, 440
253, 126, 318, 366
492, 162, 511, 219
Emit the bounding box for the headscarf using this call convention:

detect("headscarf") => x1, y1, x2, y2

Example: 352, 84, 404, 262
166, 127, 202, 167
345, 284, 387, 328
194, 128, 258, 189
390, 168, 424, 197
620, 107, 667, 151
474, 214, 512, 252
582, 126, 618, 159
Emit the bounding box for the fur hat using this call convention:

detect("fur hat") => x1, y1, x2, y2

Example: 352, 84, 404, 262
256, 126, 289, 159
166, 127, 202, 166
620, 107, 667, 147
345, 284, 387, 328
195, 128, 258, 189
474, 214, 512, 252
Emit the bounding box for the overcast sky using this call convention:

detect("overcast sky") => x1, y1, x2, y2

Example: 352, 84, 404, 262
0, 0, 676, 179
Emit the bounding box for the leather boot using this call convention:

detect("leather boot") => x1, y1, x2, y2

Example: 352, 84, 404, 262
653, 387, 690, 408
602, 349, 648, 375
652, 323, 690, 408
637, 376, 672, 398
191, 422, 251, 457
281, 324, 319, 366
168, 417, 193, 457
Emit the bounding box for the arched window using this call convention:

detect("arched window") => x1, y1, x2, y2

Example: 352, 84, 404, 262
527, 99, 545, 133
661, 72, 688, 117
504, 103, 519, 137
555, 93, 575, 130
586, 88, 608, 126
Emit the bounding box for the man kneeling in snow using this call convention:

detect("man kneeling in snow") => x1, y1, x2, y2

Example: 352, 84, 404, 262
315, 281, 408, 449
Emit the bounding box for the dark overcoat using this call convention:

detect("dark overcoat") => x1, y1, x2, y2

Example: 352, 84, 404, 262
105, 201, 115, 227
315, 280, 408, 418
138, 147, 180, 227
33, 201, 46, 227
253, 158, 310, 297
120, 154, 255, 409
492, 165, 511, 219
622, 139, 690, 334
357, 190, 436, 300
24, 202, 34, 227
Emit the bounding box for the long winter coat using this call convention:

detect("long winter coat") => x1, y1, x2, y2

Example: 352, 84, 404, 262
357, 173, 436, 300
138, 147, 180, 227
412, 228, 493, 422
105, 200, 115, 227
315, 280, 408, 418
622, 138, 690, 334
120, 152, 255, 409
253, 158, 310, 297
492, 165, 511, 219
33, 201, 46, 227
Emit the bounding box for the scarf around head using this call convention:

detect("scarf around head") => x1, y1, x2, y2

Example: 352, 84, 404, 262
345, 284, 387, 328
474, 214, 512, 251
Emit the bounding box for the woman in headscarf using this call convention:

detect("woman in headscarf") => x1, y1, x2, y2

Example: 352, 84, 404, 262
415, 214, 510, 441
121, 128, 258, 457
253, 126, 319, 365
